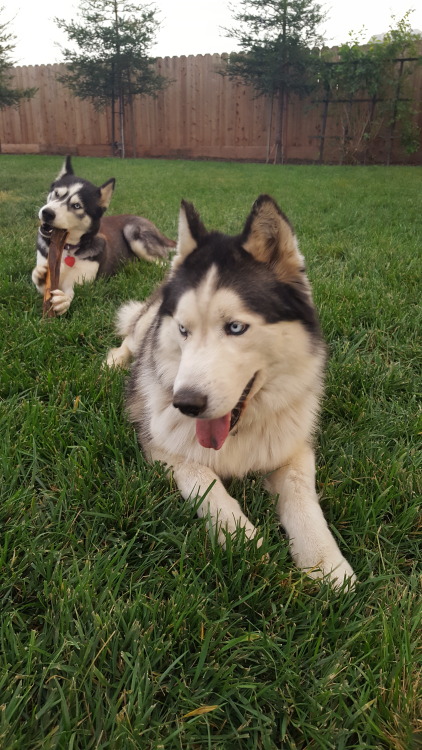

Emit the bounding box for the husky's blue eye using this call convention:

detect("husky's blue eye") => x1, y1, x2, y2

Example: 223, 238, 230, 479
225, 322, 249, 336
72, 203, 81, 210
178, 323, 188, 337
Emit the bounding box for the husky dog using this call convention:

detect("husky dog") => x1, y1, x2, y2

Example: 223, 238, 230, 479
32, 156, 176, 315
106, 195, 355, 588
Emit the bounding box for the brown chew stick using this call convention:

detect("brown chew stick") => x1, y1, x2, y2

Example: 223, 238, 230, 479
42, 228, 68, 318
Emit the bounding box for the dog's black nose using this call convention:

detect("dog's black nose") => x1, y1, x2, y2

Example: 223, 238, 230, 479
173, 389, 207, 417
41, 208, 56, 223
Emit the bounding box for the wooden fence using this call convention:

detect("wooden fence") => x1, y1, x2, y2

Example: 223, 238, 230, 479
0, 53, 421, 164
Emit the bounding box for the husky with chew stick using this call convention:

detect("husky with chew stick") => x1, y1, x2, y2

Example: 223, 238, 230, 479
32, 156, 176, 315
106, 195, 356, 588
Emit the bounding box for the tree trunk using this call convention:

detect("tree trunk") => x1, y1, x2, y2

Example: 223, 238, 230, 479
266, 95, 274, 163
273, 86, 285, 164
129, 93, 137, 158
111, 60, 116, 156
111, 93, 116, 156
318, 87, 330, 164
114, 0, 125, 158
119, 88, 125, 159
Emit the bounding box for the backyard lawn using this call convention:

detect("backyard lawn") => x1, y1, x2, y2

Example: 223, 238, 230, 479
0, 155, 420, 749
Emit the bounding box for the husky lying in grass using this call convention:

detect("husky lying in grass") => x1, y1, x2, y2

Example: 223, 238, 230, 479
32, 156, 176, 315
106, 195, 356, 588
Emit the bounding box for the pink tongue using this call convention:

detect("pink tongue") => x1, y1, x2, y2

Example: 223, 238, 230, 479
196, 413, 231, 450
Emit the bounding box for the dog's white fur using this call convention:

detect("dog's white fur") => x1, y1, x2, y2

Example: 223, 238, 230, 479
107, 197, 356, 589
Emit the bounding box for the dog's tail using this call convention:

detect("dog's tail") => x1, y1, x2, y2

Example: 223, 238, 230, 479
115, 300, 146, 338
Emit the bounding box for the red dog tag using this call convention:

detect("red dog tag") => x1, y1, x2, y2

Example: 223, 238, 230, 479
64, 256, 76, 267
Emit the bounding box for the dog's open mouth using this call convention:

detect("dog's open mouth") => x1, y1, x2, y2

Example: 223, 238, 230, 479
196, 373, 257, 451
39, 222, 54, 238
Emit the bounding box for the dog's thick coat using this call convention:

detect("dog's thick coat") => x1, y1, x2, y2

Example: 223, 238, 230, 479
32, 157, 176, 314
107, 196, 355, 587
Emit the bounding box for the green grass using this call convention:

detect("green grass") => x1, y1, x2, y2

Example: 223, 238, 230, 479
0, 154, 420, 749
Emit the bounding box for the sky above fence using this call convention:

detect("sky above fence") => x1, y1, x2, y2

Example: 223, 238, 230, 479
3, 0, 422, 67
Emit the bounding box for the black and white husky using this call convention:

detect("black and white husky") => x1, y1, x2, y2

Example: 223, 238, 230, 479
32, 156, 176, 314
106, 195, 356, 588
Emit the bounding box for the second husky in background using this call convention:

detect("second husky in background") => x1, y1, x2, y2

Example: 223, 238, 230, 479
32, 156, 176, 315
106, 195, 356, 589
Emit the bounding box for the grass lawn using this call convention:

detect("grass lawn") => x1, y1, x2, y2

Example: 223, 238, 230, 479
0, 155, 420, 749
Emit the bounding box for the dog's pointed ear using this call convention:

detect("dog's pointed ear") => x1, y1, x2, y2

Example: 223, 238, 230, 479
99, 178, 116, 210
173, 200, 207, 267
56, 155, 74, 180
241, 195, 305, 281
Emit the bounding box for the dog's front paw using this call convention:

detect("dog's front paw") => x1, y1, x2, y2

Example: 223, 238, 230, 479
325, 556, 356, 590
50, 289, 73, 315
32, 264, 48, 292
306, 554, 356, 590
216, 513, 261, 548
104, 345, 131, 369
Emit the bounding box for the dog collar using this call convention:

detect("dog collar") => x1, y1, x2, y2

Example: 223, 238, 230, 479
64, 242, 80, 251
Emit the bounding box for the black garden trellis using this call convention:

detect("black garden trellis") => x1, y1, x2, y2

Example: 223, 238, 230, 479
313, 56, 421, 165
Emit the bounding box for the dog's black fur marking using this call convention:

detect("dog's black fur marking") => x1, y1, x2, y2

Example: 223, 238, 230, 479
160, 236, 321, 337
